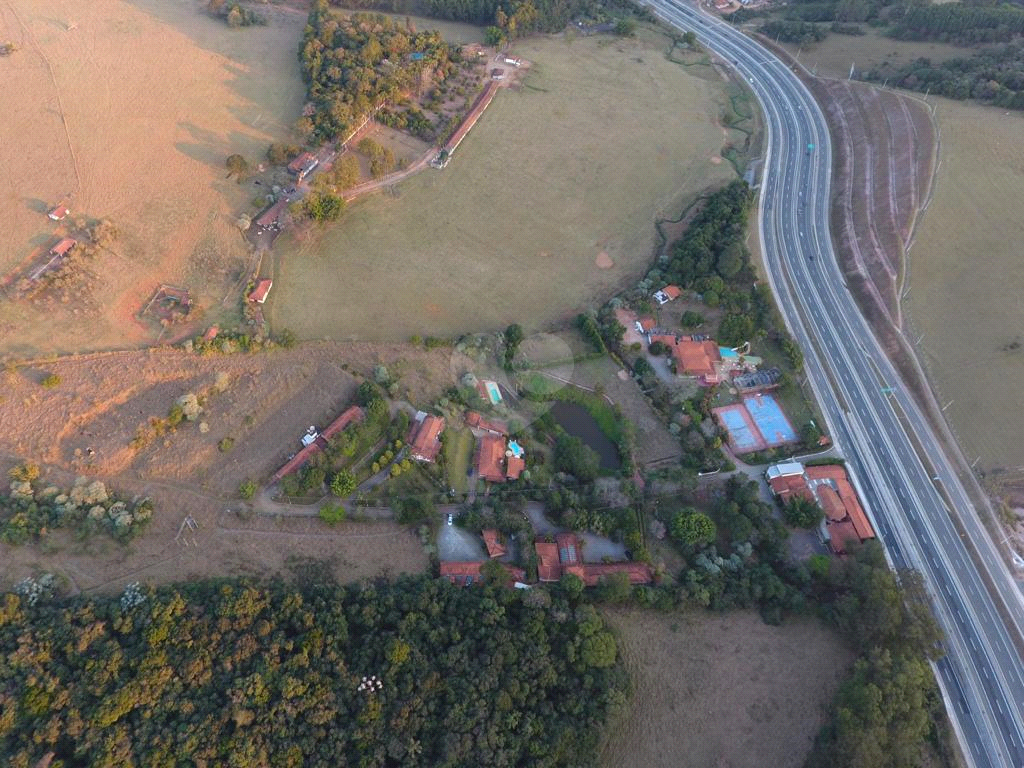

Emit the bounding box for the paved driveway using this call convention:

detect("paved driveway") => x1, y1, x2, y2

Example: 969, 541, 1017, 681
437, 518, 486, 561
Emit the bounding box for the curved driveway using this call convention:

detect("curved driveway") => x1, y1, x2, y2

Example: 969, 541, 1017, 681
647, 2, 1024, 765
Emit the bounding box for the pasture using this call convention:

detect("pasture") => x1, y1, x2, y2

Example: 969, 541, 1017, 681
269, 28, 739, 341
600, 608, 851, 768
0, 0, 307, 356
905, 99, 1024, 475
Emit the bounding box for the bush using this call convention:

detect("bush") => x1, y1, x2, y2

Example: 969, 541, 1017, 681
40, 374, 61, 388
319, 503, 347, 525
238, 480, 257, 500
330, 470, 356, 498
218, 437, 235, 453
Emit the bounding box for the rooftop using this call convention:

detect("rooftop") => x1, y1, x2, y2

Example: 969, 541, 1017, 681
465, 411, 508, 436
248, 278, 273, 304
674, 339, 721, 378
482, 529, 506, 558
409, 415, 445, 462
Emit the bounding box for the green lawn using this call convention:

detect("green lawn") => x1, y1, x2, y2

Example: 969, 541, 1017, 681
444, 428, 475, 494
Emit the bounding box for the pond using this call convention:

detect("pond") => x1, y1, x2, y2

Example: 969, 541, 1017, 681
549, 401, 621, 471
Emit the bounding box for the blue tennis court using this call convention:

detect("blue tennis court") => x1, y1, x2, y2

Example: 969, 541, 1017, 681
744, 394, 796, 447
716, 406, 761, 452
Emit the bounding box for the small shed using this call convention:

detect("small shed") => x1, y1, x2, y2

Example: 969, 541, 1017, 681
248, 278, 273, 304
47, 204, 69, 221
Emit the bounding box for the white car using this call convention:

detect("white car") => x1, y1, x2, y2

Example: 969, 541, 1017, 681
446, 513, 453, 526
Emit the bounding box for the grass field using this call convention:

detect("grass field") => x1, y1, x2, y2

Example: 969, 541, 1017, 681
269, 28, 739, 341
600, 608, 851, 768
0, 0, 306, 357
774, 27, 967, 80
443, 426, 475, 494
905, 98, 1024, 476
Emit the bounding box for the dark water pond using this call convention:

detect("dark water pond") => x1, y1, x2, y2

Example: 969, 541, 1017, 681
550, 401, 621, 471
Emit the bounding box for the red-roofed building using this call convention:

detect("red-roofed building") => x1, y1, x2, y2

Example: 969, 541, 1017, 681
767, 461, 875, 554
534, 534, 652, 586
475, 434, 507, 483
47, 204, 69, 221
49, 238, 76, 257
573, 562, 654, 587
674, 339, 722, 382
465, 411, 508, 436
535, 542, 561, 582
440, 560, 526, 587
202, 326, 219, 342
653, 285, 682, 304
254, 199, 287, 230
287, 151, 319, 180
248, 278, 273, 304
320, 405, 364, 441
506, 455, 525, 480
637, 317, 656, 333
482, 529, 506, 558
409, 414, 445, 462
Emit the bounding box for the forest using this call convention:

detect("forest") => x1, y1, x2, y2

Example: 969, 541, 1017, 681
0, 575, 626, 768
865, 42, 1024, 107
299, 2, 454, 141
891, 2, 1024, 45
325, 0, 603, 34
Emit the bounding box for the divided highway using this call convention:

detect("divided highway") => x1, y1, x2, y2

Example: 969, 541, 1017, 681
647, 1, 1024, 765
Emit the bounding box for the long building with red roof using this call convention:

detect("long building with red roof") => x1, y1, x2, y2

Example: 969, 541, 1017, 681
271, 405, 364, 483
409, 414, 445, 462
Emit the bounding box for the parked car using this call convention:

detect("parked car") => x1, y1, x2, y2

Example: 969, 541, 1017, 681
446, 513, 453, 526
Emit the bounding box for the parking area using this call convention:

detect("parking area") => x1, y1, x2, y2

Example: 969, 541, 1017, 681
437, 515, 487, 561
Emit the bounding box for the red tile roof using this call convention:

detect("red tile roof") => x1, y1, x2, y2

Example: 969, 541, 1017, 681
440, 560, 525, 586
287, 151, 317, 173
806, 466, 874, 541
574, 562, 653, 587
444, 81, 500, 155
506, 455, 525, 480
817, 484, 847, 522
649, 333, 680, 348
482, 529, 506, 558
475, 434, 507, 483
661, 285, 682, 300
465, 411, 508, 435
248, 278, 273, 304
673, 339, 721, 379
409, 415, 445, 462
49, 238, 76, 257
535, 542, 561, 581
320, 405, 364, 442
638, 317, 656, 332
202, 326, 219, 342
47, 205, 69, 220
827, 520, 860, 555
255, 199, 287, 228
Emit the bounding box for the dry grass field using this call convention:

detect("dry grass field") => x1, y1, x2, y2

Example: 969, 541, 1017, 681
774, 27, 967, 80
0, 342, 461, 495
0, 468, 428, 595
269, 28, 739, 341
600, 608, 851, 768
0, 0, 306, 357
906, 99, 1024, 479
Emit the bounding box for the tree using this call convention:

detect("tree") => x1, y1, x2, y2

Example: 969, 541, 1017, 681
330, 470, 356, 498
783, 496, 822, 528
226, 154, 249, 179
238, 480, 257, 500
553, 435, 600, 482
559, 572, 585, 600
504, 323, 524, 368
303, 192, 344, 223
680, 310, 705, 328
580, 631, 617, 668
267, 142, 301, 164
614, 19, 636, 36
597, 572, 633, 604
484, 26, 506, 46
670, 508, 716, 547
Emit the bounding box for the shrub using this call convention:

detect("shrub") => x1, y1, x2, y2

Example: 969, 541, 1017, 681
238, 480, 257, 500
319, 503, 347, 525
40, 374, 61, 388
218, 437, 235, 453
330, 470, 356, 498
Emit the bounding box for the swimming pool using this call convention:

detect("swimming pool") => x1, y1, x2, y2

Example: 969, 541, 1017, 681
484, 381, 502, 404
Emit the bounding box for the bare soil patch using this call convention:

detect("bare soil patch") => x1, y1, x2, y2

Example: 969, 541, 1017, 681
0, 0, 306, 357
600, 608, 851, 768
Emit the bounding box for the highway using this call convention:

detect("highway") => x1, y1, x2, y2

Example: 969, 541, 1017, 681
646, 1, 1024, 765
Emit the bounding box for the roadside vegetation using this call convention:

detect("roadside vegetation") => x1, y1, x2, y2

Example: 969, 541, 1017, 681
736, 0, 1024, 108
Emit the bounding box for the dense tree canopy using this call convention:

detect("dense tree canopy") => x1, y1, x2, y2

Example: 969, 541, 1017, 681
0, 576, 627, 768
